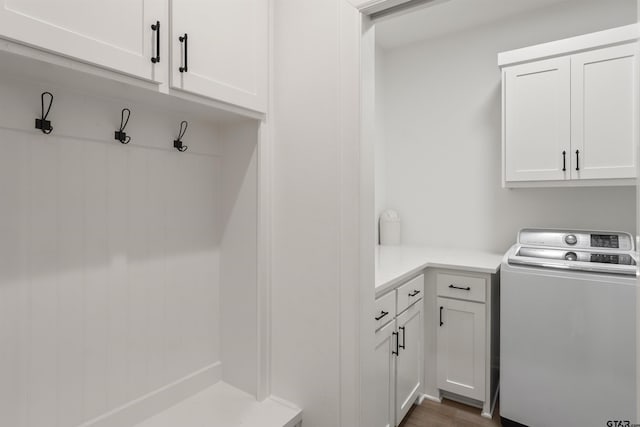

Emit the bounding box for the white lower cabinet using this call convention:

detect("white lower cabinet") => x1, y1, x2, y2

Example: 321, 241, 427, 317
373, 320, 396, 427
436, 297, 485, 401
395, 302, 423, 424
373, 274, 424, 426
431, 270, 499, 418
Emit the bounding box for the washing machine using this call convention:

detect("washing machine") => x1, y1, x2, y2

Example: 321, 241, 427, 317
501, 228, 637, 427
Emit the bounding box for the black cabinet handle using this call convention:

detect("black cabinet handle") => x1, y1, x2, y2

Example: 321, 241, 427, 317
575, 150, 580, 171
408, 290, 421, 297
179, 33, 188, 73
439, 306, 444, 326
151, 21, 160, 63
562, 150, 566, 171
392, 331, 399, 356
374, 310, 389, 321
399, 326, 406, 350
449, 284, 471, 291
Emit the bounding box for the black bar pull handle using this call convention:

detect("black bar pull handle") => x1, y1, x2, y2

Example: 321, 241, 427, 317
562, 150, 566, 171
151, 21, 160, 63
179, 33, 188, 73
374, 310, 389, 321
408, 290, 421, 297
449, 284, 471, 291
575, 149, 580, 171
399, 326, 406, 350
439, 306, 444, 326
392, 331, 399, 356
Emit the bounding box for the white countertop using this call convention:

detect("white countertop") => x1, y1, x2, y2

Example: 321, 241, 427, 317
375, 246, 505, 297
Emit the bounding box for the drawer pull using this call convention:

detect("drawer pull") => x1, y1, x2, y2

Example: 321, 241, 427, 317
374, 310, 389, 321
392, 331, 399, 356
449, 284, 471, 291
399, 326, 406, 350
439, 306, 444, 326
408, 290, 421, 297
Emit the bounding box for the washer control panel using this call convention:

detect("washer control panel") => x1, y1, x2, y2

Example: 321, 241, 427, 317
519, 229, 634, 251
512, 229, 637, 275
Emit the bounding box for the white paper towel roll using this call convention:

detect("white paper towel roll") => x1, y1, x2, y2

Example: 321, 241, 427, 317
379, 210, 401, 245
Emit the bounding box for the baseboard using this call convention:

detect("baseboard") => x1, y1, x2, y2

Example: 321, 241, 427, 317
79, 362, 222, 427
501, 416, 528, 427
440, 391, 482, 409
420, 393, 442, 404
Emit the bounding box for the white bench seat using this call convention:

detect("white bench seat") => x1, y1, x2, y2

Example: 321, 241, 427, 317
134, 382, 302, 427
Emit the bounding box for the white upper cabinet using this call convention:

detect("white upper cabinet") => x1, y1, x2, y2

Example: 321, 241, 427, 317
504, 57, 571, 182
170, 0, 268, 113
500, 25, 638, 187
571, 43, 638, 180
0, 0, 166, 82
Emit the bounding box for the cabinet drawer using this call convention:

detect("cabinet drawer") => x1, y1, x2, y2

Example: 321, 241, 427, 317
397, 274, 424, 314
437, 273, 486, 303
374, 290, 396, 330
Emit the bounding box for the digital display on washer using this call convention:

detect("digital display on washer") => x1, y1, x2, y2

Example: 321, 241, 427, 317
591, 234, 619, 248
591, 253, 620, 264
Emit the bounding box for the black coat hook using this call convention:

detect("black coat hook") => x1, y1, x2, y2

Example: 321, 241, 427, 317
173, 120, 188, 152
115, 108, 132, 144
35, 92, 54, 134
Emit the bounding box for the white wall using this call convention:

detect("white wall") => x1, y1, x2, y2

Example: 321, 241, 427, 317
376, 0, 638, 253
270, 1, 361, 426
0, 72, 257, 427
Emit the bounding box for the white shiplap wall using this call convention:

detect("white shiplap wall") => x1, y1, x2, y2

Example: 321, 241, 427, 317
0, 76, 225, 427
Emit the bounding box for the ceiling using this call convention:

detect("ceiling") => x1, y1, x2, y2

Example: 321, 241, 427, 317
375, 0, 573, 49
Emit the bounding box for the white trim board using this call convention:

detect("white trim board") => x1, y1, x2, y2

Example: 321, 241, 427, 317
498, 24, 639, 67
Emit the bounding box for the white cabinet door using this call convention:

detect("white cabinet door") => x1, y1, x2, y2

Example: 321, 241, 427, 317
371, 320, 396, 427
504, 57, 571, 182
0, 0, 165, 81
436, 297, 485, 401
395, 301, 423, 425
171, 0, 268, 112
571, 43, 638, 180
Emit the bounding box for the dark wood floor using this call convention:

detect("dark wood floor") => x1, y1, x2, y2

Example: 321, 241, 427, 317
399, 398, 501, 427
